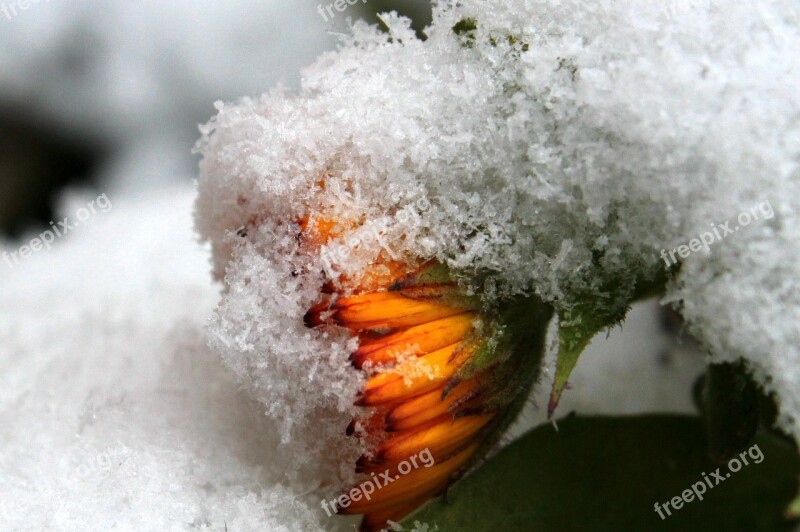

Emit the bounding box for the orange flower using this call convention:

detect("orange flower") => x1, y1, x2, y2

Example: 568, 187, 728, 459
302, 215, 552, 531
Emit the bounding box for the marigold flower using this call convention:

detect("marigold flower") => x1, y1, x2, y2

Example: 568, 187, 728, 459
302, 215, 553, 531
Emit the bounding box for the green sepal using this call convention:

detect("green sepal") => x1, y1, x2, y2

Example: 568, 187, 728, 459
451, 296, 552, 393
389, 263, 482, 310
548, 265, 670, 417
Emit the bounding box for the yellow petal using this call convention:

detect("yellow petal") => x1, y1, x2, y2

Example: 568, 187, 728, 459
358, 343, 473, 406
373, 413, 493, 465
386, 380, 480, 431
333, 292, 466, 330
351, 313, 475, 368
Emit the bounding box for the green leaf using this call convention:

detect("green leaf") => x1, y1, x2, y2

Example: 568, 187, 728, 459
401, 415, 799, 531
701, 361, 760, 461
787, 488, 800, 519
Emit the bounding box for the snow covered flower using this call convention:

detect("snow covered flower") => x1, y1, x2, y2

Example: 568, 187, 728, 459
194, 1, 800, 529
302, 214, 552, 530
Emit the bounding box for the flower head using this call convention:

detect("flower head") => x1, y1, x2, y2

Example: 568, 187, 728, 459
303, 214, 552, 531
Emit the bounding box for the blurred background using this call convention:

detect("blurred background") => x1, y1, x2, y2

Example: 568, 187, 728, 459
0, 0, 431, 237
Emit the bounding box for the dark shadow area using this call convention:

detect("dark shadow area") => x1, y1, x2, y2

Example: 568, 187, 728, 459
0, 108, 104, 237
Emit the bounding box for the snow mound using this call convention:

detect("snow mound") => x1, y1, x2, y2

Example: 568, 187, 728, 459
0, 187, 350, 531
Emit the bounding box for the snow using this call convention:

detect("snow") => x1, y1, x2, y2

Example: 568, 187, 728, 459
0, 187, 351, 530
2, 0, 798, 529
196, 0, 800, 443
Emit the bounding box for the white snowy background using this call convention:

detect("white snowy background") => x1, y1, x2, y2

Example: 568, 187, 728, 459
3, 1, 783, 530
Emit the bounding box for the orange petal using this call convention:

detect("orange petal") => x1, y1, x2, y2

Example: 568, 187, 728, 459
351, 313, 475, 368
333, 292, 466, 330
373, 413, 493, 467
299, 215, 346, 245
358, 343, 474, 406
360, 343, 463, 393
339, 444, 478, 515
386, 380, 481, 432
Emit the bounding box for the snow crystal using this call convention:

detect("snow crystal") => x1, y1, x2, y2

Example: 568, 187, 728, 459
196, 0, 800, 443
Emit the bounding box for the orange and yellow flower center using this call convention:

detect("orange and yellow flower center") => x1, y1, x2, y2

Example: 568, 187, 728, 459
301, 211, 553, 531
301, 215, 502, 530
